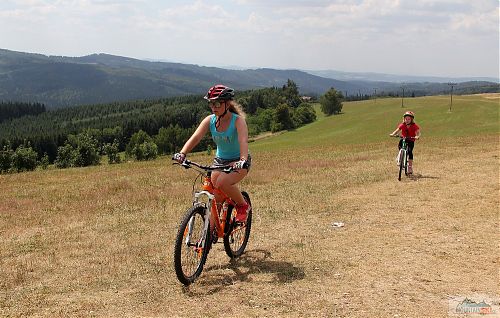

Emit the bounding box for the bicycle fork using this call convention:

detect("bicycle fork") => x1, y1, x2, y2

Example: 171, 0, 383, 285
189, 191, 215, 251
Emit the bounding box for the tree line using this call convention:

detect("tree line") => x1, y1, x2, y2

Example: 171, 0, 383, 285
0, 81, 343, 173
0, 101, 46, 123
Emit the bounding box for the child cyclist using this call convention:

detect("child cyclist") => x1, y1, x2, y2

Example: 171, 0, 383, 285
389, 111, 421, 174
173, 84, 251, 223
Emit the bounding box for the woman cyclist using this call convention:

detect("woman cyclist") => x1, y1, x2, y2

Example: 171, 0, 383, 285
389, 111, 421, 174
173, 84, 251, 223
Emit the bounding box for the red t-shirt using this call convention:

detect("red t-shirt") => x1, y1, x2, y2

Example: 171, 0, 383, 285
398, 122, 420, 139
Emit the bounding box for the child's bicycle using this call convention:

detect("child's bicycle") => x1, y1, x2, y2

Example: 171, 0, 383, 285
172, 158, 252, 286
391, 135, 411, 181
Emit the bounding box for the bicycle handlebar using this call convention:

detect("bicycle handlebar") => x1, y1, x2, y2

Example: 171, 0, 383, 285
172, 158, 235, 173
390, 135, 419, 139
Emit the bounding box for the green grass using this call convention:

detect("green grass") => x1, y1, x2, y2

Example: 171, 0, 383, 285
253, 94, 499, 151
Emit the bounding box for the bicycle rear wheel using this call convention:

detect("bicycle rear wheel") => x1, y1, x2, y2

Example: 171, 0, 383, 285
398, 149, 405, 181
173, 205, 210, 285
224, 191, 252, 258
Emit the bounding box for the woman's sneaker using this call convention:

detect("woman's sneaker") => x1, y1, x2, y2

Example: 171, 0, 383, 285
235, 203, 250, 223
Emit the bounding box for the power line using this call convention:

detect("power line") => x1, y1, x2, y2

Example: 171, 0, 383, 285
400, 85, 405, 108
448, 82, 457, 112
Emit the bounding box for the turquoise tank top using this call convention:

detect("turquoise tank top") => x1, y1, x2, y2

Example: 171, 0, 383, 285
210, 113, 240, 159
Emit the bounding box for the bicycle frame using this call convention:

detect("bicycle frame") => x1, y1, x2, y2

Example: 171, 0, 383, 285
194, 172, 235, 242
179, 160, 239, 249
400, 138, 408, 163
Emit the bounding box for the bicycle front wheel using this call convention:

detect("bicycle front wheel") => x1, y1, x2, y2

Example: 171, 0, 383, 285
173, 205, 210, 285
398, 149, 405, 181
224, 191, 252, 258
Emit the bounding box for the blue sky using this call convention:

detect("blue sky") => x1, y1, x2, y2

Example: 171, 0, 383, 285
1, 0, 498, 77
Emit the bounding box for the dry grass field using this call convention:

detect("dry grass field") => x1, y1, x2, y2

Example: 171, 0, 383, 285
1, 94, 498, 317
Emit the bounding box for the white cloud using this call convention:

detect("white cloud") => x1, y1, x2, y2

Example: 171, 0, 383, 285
0, 0, 497, 76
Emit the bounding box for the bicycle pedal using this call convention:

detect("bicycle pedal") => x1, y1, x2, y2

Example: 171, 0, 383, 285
234, 221, 246, 227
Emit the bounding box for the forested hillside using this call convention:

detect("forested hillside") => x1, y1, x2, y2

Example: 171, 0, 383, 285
0, 102, 46, 123
0, 49, 358, 108
2, 49, 497, 109
0, 81, 316, 172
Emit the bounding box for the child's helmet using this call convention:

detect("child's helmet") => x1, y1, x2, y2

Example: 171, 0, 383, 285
403, 111, 415, 118
204, 85, 235, 101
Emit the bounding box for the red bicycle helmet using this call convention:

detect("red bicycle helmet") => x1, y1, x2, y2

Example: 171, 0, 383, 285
204, 84, 235, 101
403, 111, 414, 118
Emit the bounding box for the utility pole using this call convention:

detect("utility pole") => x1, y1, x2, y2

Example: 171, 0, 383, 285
400, 86, 405, 108
448, 82, 457, 112
373, 88, 377, 103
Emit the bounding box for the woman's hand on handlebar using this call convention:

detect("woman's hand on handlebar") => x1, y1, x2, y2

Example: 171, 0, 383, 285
172, 152, 186, 163
232, 159, 248, 170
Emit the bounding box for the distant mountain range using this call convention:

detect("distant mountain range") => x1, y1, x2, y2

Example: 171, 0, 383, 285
0, 49, 498, 108
307, 70, 498, 84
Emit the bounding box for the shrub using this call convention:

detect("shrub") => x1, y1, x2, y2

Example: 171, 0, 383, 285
320, 88, 344, 115
39, 153, 50, 170
54, 144, 77, 168
273, 103, 294, 131
126, 130, 158, 161
68, 133, 101, 167
292, 103, 317, 126
103, 139, 121, 164
134, 141, 158, 161
54, 132, 100, 168
11, 144, 38, 172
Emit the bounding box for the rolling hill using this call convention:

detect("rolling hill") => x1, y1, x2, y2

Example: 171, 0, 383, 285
0, 49, 498, 108
0, 49, 366, 108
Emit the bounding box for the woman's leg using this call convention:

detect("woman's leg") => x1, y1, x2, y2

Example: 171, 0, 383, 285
212, 170, 248, 205
209, 170, 248, 230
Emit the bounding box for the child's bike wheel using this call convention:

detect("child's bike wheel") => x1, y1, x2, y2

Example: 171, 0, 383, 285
398, 150, 405, 181
173, 205, 210, 285
224, 191, 252, 258
404, 153, 409, 176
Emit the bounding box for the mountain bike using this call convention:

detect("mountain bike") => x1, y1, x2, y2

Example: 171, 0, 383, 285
172, 158, 252, 286
391, 135, 410, 181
